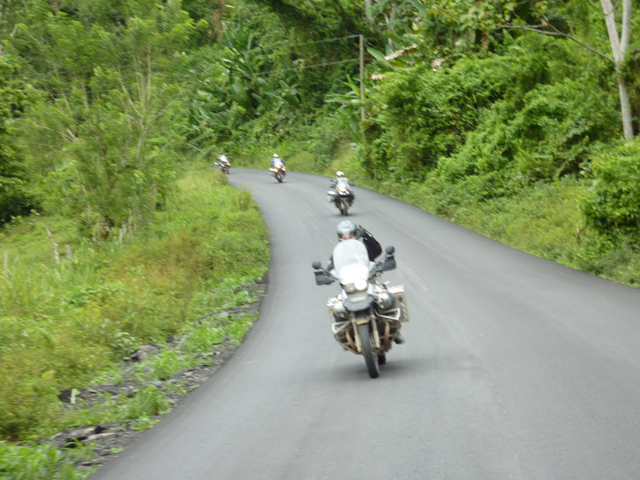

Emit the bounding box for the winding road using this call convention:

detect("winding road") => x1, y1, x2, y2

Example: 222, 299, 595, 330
92, 169, 640, 480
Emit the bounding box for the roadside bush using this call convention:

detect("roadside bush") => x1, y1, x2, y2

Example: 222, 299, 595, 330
582, 140, 640, 241
440, 77, 618, 196
367, 35, 553, 179
0, 440, 94, 480
367, 33, 613, 185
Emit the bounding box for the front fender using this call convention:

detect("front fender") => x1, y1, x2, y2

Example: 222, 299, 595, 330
343, 295, 375, 313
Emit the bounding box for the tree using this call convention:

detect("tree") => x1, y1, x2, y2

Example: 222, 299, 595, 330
7, 0, 195, 237
0, 57, 33, 224
411, 0, 636, 140
600, 0, 633, 140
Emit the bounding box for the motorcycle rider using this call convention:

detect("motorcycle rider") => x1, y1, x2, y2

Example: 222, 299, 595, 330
215, 152, 230, 169
271, 153, 285, 170
334, 220, 381, 261
327, 220, 404, 344
329, 171, 355, 205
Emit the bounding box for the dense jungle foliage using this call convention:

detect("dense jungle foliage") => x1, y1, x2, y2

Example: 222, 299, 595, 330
1, 0, 640, 475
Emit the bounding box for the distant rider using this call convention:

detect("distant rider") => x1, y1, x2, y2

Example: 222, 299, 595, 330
329, 171, 347, 187
271, 153, 285, 169
327, 220, 404, 344
215, 152, 230, 169
329, 171, 355, 205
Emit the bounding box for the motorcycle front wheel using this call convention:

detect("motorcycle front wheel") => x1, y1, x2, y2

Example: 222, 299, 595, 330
357, 323, 380, 378
340, 200, 348, 216
276, 173, 283, 183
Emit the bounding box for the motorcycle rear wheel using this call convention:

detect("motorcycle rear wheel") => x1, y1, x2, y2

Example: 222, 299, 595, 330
357, 323, 380, 378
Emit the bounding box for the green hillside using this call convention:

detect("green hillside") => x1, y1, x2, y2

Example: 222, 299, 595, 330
1, 0, 639, 477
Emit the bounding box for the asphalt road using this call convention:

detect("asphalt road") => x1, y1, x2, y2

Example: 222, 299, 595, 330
92, 169, 640, 480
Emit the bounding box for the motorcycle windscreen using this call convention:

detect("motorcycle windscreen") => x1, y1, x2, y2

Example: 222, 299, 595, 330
333, 239, 370, 284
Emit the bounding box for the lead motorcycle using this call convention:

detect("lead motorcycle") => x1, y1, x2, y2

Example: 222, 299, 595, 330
312, 239, 408, 378
270, 162, 286, 183
215, 156, 230, 174
327, 178, 354, 215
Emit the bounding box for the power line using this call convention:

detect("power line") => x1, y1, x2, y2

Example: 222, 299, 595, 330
0, 34, 362, 80
11, 50, 363, 98
247, 58, 359, 79
253, 34, 360, 54
2, 31, 367, 110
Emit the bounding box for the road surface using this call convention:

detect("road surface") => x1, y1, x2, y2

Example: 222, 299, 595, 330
92, 169, 640, 479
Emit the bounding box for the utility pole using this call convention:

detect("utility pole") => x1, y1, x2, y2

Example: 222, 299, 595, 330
359, 35, 366, 153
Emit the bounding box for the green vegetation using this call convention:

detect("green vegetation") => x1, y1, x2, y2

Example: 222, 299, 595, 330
217, 0, 640, 288
2, 0, 640, 476
0, 440, 95, 480
0, 164, 268, 442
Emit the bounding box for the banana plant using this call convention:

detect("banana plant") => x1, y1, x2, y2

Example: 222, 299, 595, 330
326, 75, 368, 144
219, 25, 299, 119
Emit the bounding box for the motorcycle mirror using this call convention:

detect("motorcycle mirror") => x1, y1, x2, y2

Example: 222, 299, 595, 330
385, 245, 395, 255
312, 261, 322, 270
314, 270, 334, 286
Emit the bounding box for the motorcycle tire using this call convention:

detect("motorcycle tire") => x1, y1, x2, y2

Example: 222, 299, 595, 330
276, 173, 283, 183
377, 353, 386, 365
357, 323, 380, 378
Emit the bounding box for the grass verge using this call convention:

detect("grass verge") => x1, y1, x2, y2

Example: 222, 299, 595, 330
0, 162, 269, 443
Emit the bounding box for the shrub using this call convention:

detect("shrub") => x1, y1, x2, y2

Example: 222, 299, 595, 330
0, 440, 95, 480
366, 33, 615, 186
582, 140, 640, 241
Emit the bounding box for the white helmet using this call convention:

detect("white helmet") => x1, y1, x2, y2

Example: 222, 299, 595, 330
336, 220, 358, 240
336, 171, 344, 178
273, 154, 279, 158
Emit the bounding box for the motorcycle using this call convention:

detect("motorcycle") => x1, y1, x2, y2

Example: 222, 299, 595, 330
312, 239, 408, 378
328, 179, 354, 216
270, 162, 286, 183
216, 157, 230, 174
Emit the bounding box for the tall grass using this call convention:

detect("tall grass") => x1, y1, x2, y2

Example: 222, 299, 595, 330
0, 164, 269, 440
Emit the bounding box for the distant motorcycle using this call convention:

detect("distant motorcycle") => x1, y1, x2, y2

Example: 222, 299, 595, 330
328, 178, 354, 215
270, 162, 286, 183
216, 157, 230, 175
312, 239, 408, 378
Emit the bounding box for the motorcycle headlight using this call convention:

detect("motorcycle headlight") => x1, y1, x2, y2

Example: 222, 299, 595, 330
354, 278, 368, 291
344, 279, 368, 293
